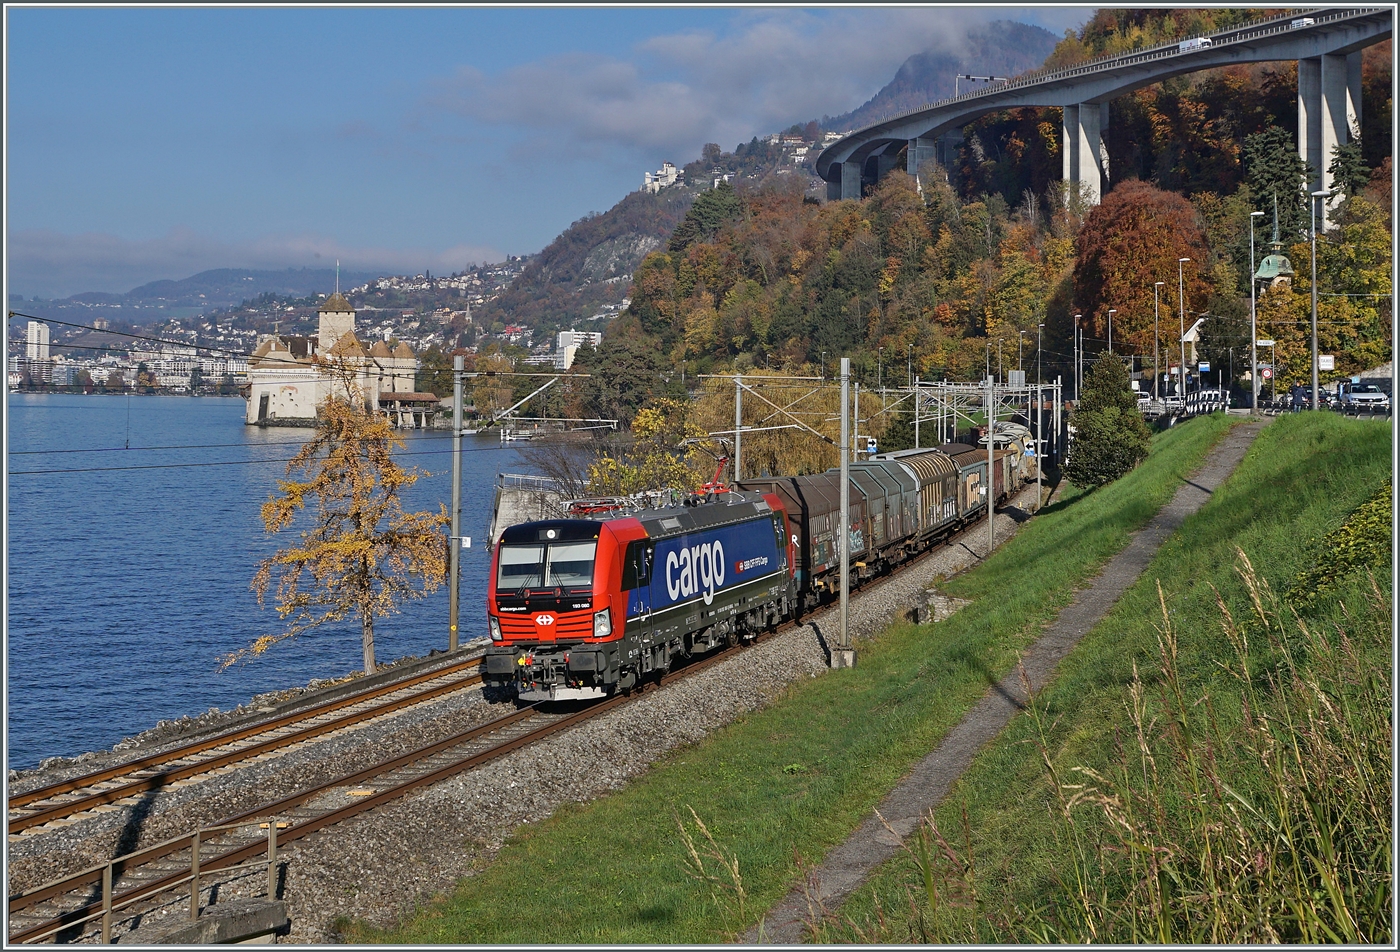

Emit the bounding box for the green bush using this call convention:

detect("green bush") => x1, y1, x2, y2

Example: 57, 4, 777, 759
1064, 355, 1151, 487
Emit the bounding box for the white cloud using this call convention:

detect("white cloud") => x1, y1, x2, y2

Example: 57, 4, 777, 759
428, 7, 1076, 163
6, 227, 501, 299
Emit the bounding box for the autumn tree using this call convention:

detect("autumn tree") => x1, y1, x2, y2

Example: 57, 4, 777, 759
232, 359, 447, 675
1073, 180, 1213, 362
586, 398, 710, 495
1064, 354, 1151, 488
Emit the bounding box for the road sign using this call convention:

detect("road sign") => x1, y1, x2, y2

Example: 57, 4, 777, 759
1198, 362, 1210, 372
1256, 338, 1275, 346
1318, 355, 1335, 371
1262, 368, 1273, 379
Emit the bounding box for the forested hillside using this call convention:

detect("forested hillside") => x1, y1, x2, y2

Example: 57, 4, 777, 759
476, 7, 1390, 482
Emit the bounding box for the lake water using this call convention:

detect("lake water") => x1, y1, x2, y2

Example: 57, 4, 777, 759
4, 393, 523, 771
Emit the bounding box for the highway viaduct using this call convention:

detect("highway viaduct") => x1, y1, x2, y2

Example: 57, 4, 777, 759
817, 7, 1392, 209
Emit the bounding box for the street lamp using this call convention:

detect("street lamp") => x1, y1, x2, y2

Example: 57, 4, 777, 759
1309, 189, 1329, 411
1178, 258, 1190, 399
1073, 314, 1082, 400
877, 345, 883, 392
997, 338, 1003, 383
1107, 308, 1116, 354
1248, 209, 1265, 410
820, 350, 827, 380
1018, 330, 1026, 371
907, 344, 912, 389
1153, 282, 1164, 399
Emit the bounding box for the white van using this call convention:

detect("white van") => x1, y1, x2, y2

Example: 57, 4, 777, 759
1291, 18, 1315, 29
1179, 37, 1213, 51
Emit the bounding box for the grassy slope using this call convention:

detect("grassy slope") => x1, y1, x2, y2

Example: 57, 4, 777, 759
348, 412, 1256, 944
835, 411, 1393, 940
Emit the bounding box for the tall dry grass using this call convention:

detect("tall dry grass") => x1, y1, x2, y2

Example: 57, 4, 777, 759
811, 549, 1392, 944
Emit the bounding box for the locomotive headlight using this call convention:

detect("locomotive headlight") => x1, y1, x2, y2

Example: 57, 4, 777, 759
592, 609, 612, 638
488, 616, 502, 642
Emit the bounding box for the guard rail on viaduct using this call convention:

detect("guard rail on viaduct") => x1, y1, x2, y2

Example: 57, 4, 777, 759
817, 7, 1392, 207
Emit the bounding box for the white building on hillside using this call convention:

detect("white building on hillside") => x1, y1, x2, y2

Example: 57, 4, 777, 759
643, 161, 681, 193
556, 329, 603, 370
244, 293, 435, 427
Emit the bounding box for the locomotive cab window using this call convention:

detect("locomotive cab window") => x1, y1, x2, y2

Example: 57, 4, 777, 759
496, 544, 544, 590
544, 541, 597, 588
496, 541, 598, 591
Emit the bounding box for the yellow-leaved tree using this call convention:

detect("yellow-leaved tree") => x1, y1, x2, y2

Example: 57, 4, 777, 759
226, 358, 448, 675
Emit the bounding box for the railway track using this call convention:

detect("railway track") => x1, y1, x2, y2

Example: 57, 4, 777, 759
8, 500, 1015, 944
7, 655, 486, 837
5, 630, 761, 945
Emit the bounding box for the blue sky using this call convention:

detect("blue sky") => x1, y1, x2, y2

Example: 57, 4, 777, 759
4, 5, 1090, 299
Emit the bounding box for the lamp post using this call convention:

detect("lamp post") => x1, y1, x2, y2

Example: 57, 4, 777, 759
820, 350, 826, 380
877, 345, 883, 392
1153, 282, 1164, 400
1309, 189, 1329, 411
1107, 308, 1116, 354
997, 338, 1003, 383
1248, 209, 1265, 410
1178, 258, 1190, 399
985, 340, 991, 381
1074, 314, 1082, 400
906, 344, 912, 388
1037, 322, 1044, 502
1018, 330, 1026, 371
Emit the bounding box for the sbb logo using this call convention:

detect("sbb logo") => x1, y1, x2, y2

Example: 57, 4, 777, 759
534, 613, 556, 626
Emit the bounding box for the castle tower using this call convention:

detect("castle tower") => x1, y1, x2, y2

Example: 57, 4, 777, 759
317, 292, 355, 353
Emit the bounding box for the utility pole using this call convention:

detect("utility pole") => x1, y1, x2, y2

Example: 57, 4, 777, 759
1178, 258, 1190, 400
1249, 209, 1265, 410
1074, 315, 1082, 401
734, 374, 743, 482
1310, 189, 1328, 411
986, 375, 995, 555
913, 377, 921, 448
834, 358, 855, 669
448, 354, 464, 652
1153, 282, 1164, 400
1037, 323, 1043, 504
1018, 330, 1025, 371
853, 382, 861, 458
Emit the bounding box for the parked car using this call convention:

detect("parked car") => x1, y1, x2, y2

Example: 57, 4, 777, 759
1338, 381, 1391, 412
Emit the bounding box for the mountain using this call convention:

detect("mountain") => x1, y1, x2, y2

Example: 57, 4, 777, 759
13, 267, 387, 327
823, 20, 1059, 132
475, 186, 698, 336
116, 268, 384, 308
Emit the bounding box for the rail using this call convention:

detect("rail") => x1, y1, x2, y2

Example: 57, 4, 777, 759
16, 819, 282, 945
